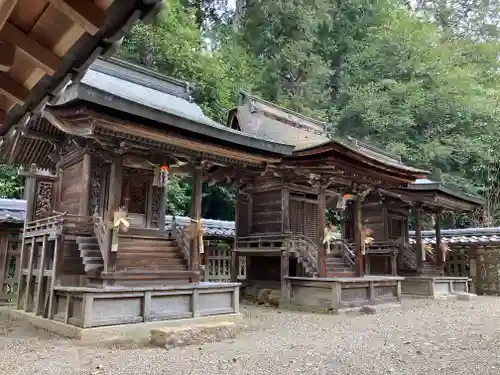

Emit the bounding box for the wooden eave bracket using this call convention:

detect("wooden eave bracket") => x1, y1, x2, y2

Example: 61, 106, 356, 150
0, 41, 14, 72
47, 0, 106, 36
0, 23, 60, 75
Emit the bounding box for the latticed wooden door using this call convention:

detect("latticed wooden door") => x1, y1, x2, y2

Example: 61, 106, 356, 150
290, 199, 305, 235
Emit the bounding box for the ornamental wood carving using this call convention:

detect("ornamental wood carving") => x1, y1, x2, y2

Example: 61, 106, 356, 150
35, 181, 53, 219
151, 186, 161, 225
89, 170, 101, 215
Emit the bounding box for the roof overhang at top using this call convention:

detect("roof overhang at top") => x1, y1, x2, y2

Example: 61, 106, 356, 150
2, 57, 294, 168
285, 139, 429, 186
0, 0, 164, 137
382, 180, 484, 211
48, 58, 294, 158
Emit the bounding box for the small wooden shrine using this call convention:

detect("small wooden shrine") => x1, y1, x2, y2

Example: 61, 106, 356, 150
0, 0, 163, 135
222, 93, 422, 310
221, 92, 482, 310
0, 58, 292, 328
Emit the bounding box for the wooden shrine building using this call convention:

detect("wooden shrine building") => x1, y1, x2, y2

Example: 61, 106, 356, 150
0, 58, 294, 328
222, 92, 482, 309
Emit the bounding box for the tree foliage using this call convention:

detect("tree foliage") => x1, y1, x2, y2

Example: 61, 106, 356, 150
105, 0, 500, 225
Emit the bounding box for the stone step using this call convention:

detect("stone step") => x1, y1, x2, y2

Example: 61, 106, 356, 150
150, 321, 238, 349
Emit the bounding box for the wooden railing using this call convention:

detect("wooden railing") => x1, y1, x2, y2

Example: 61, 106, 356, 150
93, 214, 109, 270
25, 212, 93, 238
170, 219, 190, 264
236, 233, 290, 252
289, 234, 319, 276
399, 242, 417, 271
339, 240, 356, 267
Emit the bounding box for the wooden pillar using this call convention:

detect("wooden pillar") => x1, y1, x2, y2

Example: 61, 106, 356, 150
107, 156, 123, 222
415, 207, 423, 275
435, 212, 442, 270
0, 234, 8, 294
281, 250, 291, 303
106, 156, 123, 272
23, 171, 37, 222
354, 197, 364, 277
34, 236, 47, 315
146, 182, 153, 228
318, 186, 327, 277
190, 164, 203, 279
47, 235, 63, 319
158, 186, 166, 230
80, 153, 91, 216
391, 252, 397, 276
281, 187, 290, 233
230, 250, 239, 282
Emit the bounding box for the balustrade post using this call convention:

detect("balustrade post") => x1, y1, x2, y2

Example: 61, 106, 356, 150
415, 206, 423, 275
435, 211, 443, 273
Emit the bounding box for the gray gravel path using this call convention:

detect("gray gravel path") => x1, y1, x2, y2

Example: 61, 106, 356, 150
1, 297, 500, 375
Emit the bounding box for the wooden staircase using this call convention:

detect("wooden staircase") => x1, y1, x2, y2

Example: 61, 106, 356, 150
76, 236, 104, 275
326, 241, 355, 277
114, 235, 188, 272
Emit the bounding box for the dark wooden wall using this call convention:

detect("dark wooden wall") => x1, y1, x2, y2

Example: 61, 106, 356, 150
344, 198, 410, 243
247, 256, 281, 282
58, 160, 84, 214
251, 190, 282, 233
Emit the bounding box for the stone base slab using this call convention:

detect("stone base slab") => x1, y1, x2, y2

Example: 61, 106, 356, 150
1, 307, 242, 344
150, 321, 239, 349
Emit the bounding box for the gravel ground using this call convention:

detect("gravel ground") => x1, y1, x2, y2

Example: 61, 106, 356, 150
1, 297, 500, 375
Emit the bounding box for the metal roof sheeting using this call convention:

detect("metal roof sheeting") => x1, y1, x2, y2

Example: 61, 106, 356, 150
0, 198, 26, 224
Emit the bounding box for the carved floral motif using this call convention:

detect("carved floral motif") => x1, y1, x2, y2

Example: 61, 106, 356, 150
89, 170, 101, 215
151, 186, 161, 224
35, 181, 53, 219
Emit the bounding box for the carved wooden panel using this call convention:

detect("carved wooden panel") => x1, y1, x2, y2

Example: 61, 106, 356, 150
89, 170, 101, 215
34, 181, 53, 219
151, 186, 161, 225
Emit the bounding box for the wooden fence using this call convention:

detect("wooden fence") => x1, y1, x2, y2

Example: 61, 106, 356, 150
204, 247, 246, 282
473, 246, 500, 296
0, 231, 21, 305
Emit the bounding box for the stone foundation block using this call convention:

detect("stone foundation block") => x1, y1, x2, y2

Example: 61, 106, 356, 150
150, 322, 238, 349
457, 293, 477, 301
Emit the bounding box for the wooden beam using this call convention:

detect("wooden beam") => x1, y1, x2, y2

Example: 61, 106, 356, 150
0, 41, 14, 71
0, 0, 17, 30
0, 23, 60, 75
47, 0, 106, 36
0, 74, 29, 105
21, 129, 62, 143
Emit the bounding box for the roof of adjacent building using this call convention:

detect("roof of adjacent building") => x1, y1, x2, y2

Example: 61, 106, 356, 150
0, 198, 26, 225
165, 215, 235, 238
409, 227, 500, 245
227, 91, 429, 184
384, 177, 485, 211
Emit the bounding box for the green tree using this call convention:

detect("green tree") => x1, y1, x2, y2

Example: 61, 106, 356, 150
0, 165, 23, 199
